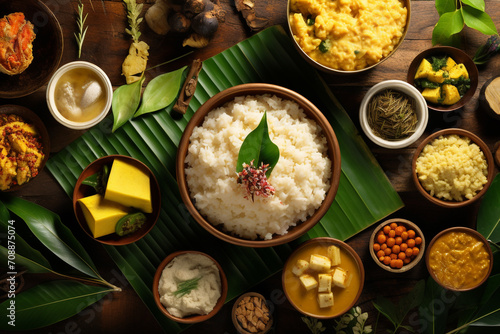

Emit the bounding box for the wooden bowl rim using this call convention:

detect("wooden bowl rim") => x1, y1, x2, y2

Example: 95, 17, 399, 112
425, 226, 493, 291
231, 292, 273, 334
281, 237, 365, 319
176, 83, 342, 248
286, 0, 411, 74
368, 218, 425, 273
411, 128, 495, 208
0, 104, 50, 192
406, 46, 479, 112
72, 155, 161, 246
152, 250, 228, 324
0, 0, 64, 99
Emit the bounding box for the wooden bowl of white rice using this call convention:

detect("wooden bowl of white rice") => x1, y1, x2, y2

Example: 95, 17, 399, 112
176, 84, 341, 247
412, 128, 494, 208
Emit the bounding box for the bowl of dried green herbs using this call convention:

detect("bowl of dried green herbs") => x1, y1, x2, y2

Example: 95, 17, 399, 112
359, 80, 428, 149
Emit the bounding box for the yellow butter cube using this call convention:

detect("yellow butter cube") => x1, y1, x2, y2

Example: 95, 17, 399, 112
105, 159, 152, 213
327, 245, 341, 266
443, 57, 457, 71
442, 84, 461, 105
78, 194, 130, 238
421, 87, 442, 104
292, 259, 310, 276
448, 63, 469, 80
427, 70, 446, 84
414, 58, 432, 79
309, 254, 331, 272
317, 292, 334, 308
299, 274, 318, 291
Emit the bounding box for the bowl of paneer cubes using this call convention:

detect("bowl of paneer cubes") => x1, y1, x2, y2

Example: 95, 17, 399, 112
407, 46, 478, 112
282, 237, 364, 318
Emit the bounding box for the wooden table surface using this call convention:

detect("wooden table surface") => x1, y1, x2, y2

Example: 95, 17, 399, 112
2, 0, 500, 333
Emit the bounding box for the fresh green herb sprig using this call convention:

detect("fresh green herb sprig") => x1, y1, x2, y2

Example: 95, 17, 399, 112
432, 0, 498, 47
123, 0, 143, 43
301, 316, 326, 334
334, 307, 372, 334
75, 1, 89, 59
473, 35, 500, 65
173, 276, 202, 298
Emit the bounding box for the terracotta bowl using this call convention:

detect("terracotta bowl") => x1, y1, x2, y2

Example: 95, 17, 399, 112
176, 83, 341, 248
407, 46, 478, 112
282, 237, 364, 319
72, 155, 161, 246
426, 227, 493, 291
286, 0, 410, 74
0, 104, 50, 192
369, 218, 425, 273
232, 292, 273, 334
0, 0, 64, 98
412, 128, 494, 208
152, 250, 228, 324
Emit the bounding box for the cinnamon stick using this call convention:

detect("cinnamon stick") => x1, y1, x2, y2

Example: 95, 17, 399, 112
173, 58, 203, 114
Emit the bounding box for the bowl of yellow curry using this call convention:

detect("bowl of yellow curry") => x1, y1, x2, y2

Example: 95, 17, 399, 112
287, 0, 410, 73
0, 105, 50, 192
407, 46, 478, 112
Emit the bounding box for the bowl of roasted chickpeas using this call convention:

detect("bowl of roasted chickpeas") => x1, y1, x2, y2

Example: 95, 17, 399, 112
369, 218, 425, 273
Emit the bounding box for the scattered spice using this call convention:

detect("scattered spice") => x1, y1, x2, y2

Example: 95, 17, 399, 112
235, 0, 268, 32
234, 294, 271, 333
237, 160, 275, 202
173, 59, 203, 114
367, 89, 418, 140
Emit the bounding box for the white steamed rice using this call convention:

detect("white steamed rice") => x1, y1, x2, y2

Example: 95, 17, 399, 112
185, 94, 332, 240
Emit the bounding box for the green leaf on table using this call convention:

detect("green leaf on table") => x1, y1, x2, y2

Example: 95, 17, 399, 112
461, 0, 486, 12
477, 174, 500, 243
435, 0, 457, 16
2, 196, 100, 279
112, 75, 144, 132
419, 276, 453, 334
0, 199, 9, 222
432, 10, 464, 45
0, 280, 111, 331
134, 66, 186, 117
373, 280, 425, 333
463, 5, 498, 36
236, 112, 280, 178
0, 246, 51, 273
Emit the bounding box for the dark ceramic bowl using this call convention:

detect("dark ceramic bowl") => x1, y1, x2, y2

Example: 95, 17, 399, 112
232, 292, 273, 334
282, 237, 364, 319
153, 250, 228, 324
369, 218, 425, 273
0, 0, 64, 98
407, 46, 478, 112
287, 0, 410, 74
426, 227, 493, 291
412, 128, 494, 208
72, 155, 161, 246
176, 83, 341, 248
0, 104, 50, 192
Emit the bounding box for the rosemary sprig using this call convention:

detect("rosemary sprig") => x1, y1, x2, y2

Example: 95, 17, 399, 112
123, 0, 143, 43
173, 276, 202, 298
74, 1, 89, 59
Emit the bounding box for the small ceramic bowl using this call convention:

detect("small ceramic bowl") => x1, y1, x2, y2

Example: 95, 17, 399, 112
72, 155, 161, 245
0, 105, 50, 192
286, 0, 410, 74
176, 83, 341, 248
359, 80, 428, 149
153, 250, 228, 324
232, 292, 273, 334
0, 0, 64, 98
412, 128, 494, 208
369, 218, 425, 273
407, 46, 478, 112
46, 61, 113, 130
282, 237, 364, 319
426, 227, 493, 291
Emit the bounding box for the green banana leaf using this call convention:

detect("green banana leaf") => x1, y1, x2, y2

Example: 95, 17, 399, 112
477, 173, 500, 243
47, 26, 403, 333
0, 280, 111, 331
2, 196, 100, 279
